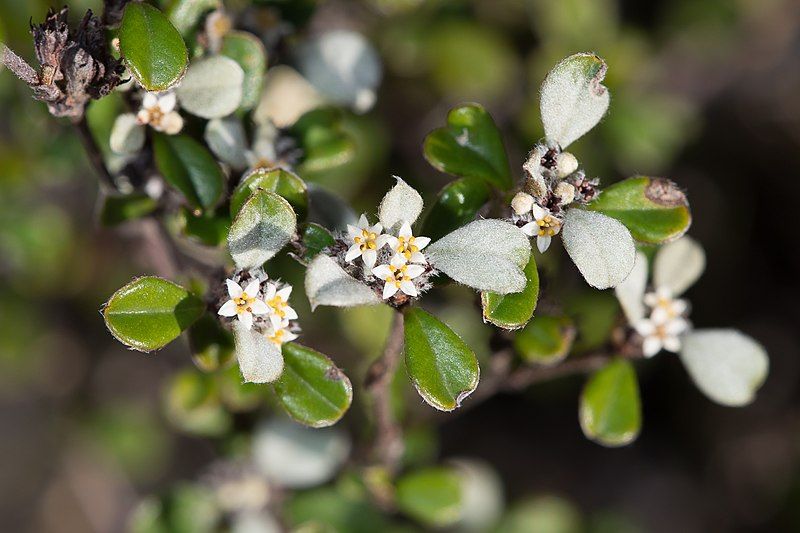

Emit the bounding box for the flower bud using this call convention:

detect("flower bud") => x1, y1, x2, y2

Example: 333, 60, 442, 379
554, 181, 576, 205
556, 152, 579, 178
511, 192, 534, 215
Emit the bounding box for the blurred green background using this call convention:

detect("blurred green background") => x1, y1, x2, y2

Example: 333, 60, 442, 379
2, 0, 800, 531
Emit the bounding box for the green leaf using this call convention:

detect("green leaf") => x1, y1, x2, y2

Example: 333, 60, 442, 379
272, 343, 353, 427
291, 107, 356, 176
100, 193, 158, 227
579, 358, 641, 447
587, 176, 691, 244
164, 370, 230, 437
119, 3, 188, 91
168, 0, 220, 36
514, 315, 575, 365
403, 308, 480, 411
230, 167, 308, 220
189, 314, 234, 372
227, 189, 297, 269
152, 133, 225, 212
422, 177, 490, 241
104, 277, 205, 352
220, 31, 267, 110
423, 103, 512, 190
481, 254, 539, 330
396, 467, 462, 528
301, 223, 335, 261
178, 207, 230, 247
565, 291, 620, 352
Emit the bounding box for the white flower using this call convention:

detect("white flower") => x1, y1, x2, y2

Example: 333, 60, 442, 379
521, 204, 562, 253
262, 282, 298, 331
644, 287, 688, 324
634, 316, 691, 358
136, 91, 184, 134
385, 222, 430, 264
345, 214, 391, 269
372, 254, 425, 299
511, 192, 534, 216
218, 279, 270, 330
266, 323, 298, 346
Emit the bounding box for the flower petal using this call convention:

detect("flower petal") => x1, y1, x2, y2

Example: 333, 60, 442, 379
284, 306, 298, 320
158, 91, 177, 112
347, 224, 361, 239
663, 335, 681, 353
521, 222, 538, 237
399, 222, 413, 238
161, 112, 184, 135
142, 92, 158, 109
269, 313, 283, 331
642, 336, 662, 358
345, 244, 362, 262
226, 279, 244, 298
358, 214, 369, 228
277, 286, 292, 300
537, 235, 552, 253
382, 282, 399, 299
405, 264, 426, 278
376, 234, 393, 248
400, 280, 418, 297
372, 265, 392, 279
243, 279, 262, 298
390, 254, 407, 268
218, 300, 238, 317
531, 203, 547, 220
251, 299, 270, 315
263, 283, 277, 300
414, 236, 431, 250
362, 249, 377, 269
410, 251, 427, 264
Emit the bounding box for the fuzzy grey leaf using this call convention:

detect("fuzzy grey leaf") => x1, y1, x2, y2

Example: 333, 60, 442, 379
378, 176, 424, 231
562, 209, 635, 289
305, 254, 380, 309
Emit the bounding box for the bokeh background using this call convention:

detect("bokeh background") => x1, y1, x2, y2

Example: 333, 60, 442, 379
1, 0, 800, 531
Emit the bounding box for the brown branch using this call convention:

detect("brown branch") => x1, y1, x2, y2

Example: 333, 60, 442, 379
365, 311, 405, 474
72, 115, 118, 192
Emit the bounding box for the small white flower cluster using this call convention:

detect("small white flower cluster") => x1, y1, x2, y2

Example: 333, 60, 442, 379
510, 143, 599, 253
343, 215, 432, 300
633, 287, 691, 358
218, 274, 299, 345
136, 91, 184, 134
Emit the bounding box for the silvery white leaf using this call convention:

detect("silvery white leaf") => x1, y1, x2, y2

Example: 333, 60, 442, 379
253, 65, 324, 128
307, 184, 357, 231
204, 115, 249, 169
680, 329, 769, 407
615, 251, 649, 324
297, 30, 382, 113
177, 56, 244, 119
228, 191, 297, 269
248, 122, 279, 166
305, 254, 381, 309
231, 511, 281, 533
253, 418, 350, 489
378, 176, 424, 231
232, 321, 284, 383
654, 235, 706, 296
452, 459, 504, 531
562, 209, 635, 289
109, 113, 145, 155
540, 53, 610, 148
426, 220, 531, 294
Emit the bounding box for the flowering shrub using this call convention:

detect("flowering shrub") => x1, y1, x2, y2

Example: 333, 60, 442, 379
0, 1, 770, 530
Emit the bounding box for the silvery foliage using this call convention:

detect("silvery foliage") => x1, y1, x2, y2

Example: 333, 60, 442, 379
305, 178, 531, 309
615, 236, 769, 406
510, 53, 635, 289
177, 55, 244, 119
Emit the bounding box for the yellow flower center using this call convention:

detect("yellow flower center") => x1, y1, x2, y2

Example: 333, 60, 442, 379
396, 236, 419, 260
536, 215, 560, 237
354, 229, 378, 251
655, 297, 679, 318
268, 329, 285, 345
266, 295, 287, 318
234, 293, 256, 314
387, 264, 410, 287
148, 107, 165, 127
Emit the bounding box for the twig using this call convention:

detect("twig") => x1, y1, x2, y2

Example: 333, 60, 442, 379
365, 311, 405, 473
72, 115, 118, 193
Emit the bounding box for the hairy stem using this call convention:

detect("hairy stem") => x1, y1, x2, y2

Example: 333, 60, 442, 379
365, 311, 406, 473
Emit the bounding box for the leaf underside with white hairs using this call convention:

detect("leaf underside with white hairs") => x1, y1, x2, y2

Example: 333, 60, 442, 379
562, 209, 635, 289
232, 321, 284, 383
679, 329, 769, 407
654, 235, 706, 296
426, 219, 530, 294
109, 113, 145, 155
540, 53, 610, 149
305, 254, 381, 309
615, 251, 649, 323
205, 116, 249, 169
177, 56, 244, 119
378, 177, 424, 231
228, 190, 297, 269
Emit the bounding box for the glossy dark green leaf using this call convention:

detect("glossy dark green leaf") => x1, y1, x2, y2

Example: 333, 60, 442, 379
227, 189, 297, 269
565, 291, 620, 352
168, 0, 219, 36
290, 108, 356, 176
189, 313, 234, 372
286, 487, 389, 533
422, 177, 490, 241
104, 277, 205, 352
423, 103, 512, 190
230, 167, 308, 220
587, 176, 691, 244
119, 3, 188, 91
579, 358, 641, 447
301, 223, 335, 261
514, 315, 575, 365
178, 207, 230, 247
220, 30, 267, 110
481, 254, 539, 330
273, 343, 353, 427
403, 308, 480, 411
396, 467, 462, 528
100, 193, 158, 226
152, 133, 225, 211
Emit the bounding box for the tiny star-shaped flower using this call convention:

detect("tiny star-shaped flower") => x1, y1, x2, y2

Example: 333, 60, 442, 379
345, 214, 391, 269
522, 204, 562, 253
634, 316, 690, 358
372, 254, 425, 299
644, 287, 689, 324
137, 91, 184, 134
218, 279, 269, 330
266, 324, 298, 346
385, 222, 430, 264
262, 282, 298, 331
